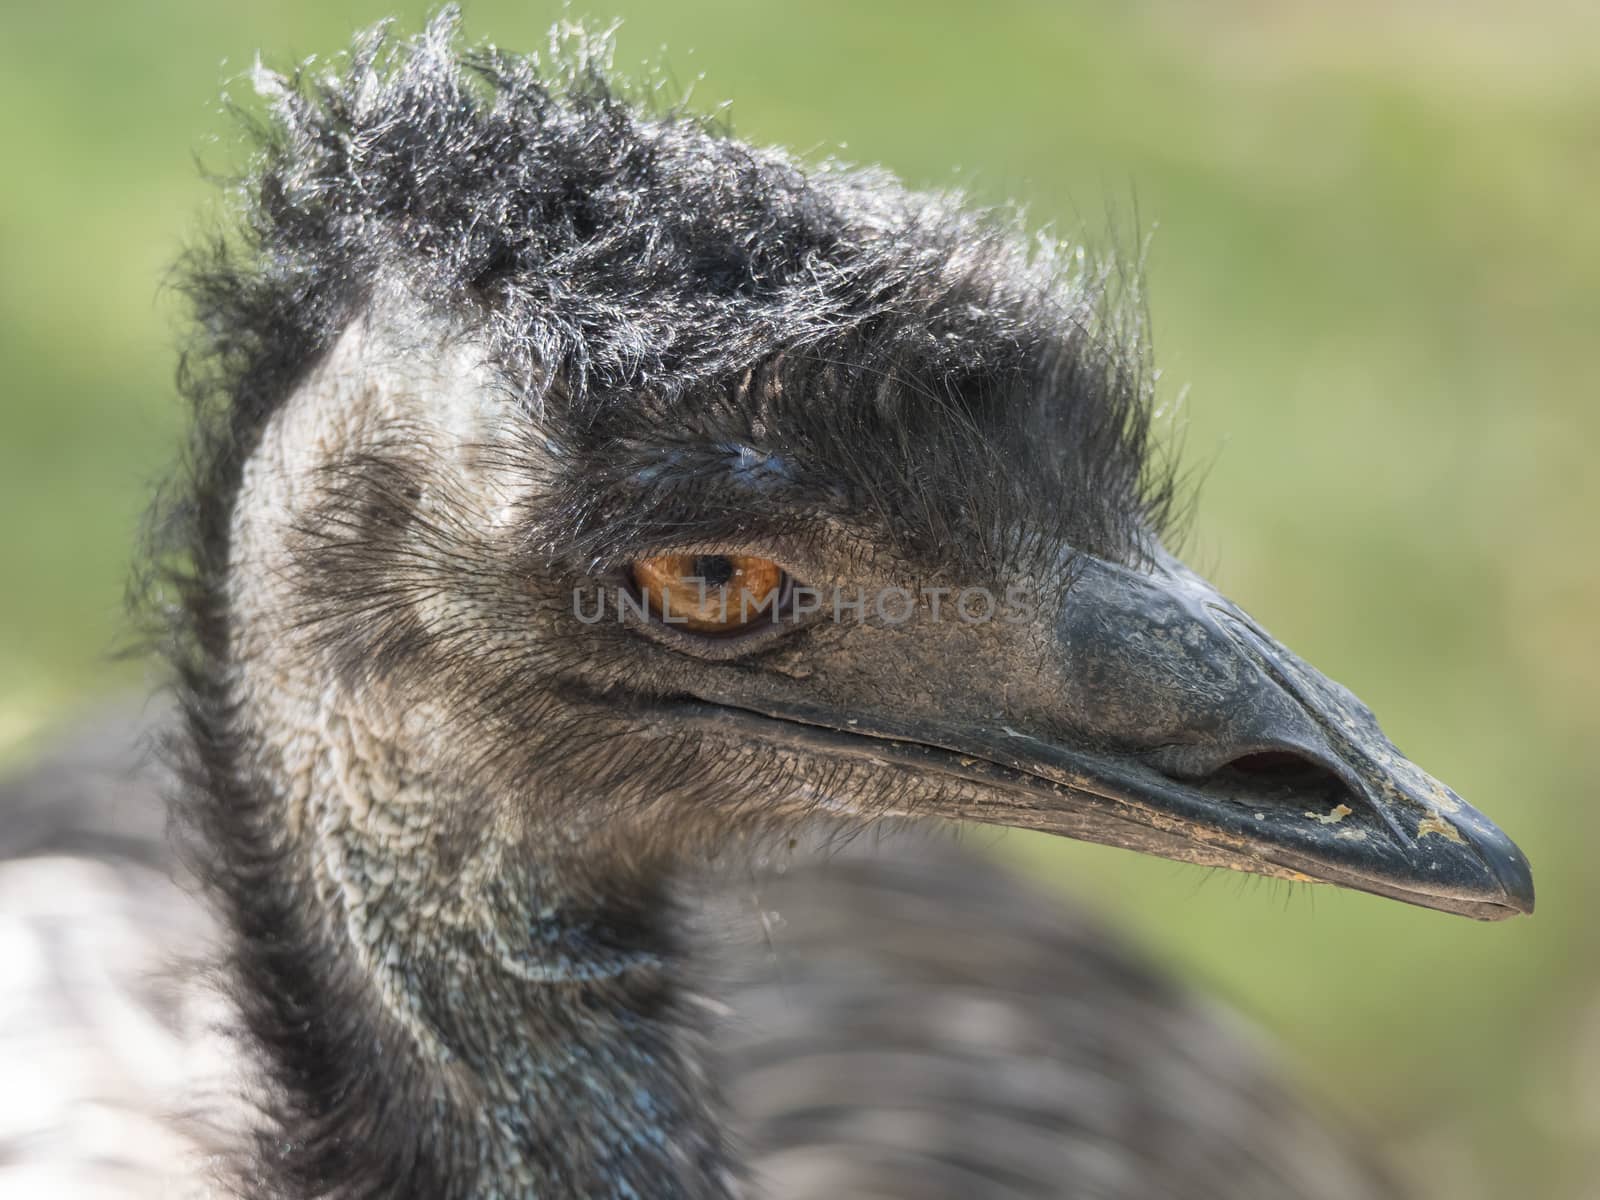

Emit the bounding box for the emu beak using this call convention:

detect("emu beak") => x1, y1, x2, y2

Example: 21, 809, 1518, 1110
983, 548, 1537, 921
689, 548, 1534, 921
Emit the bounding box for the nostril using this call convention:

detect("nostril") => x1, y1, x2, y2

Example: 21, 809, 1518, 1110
1147, 745, 1358, 814
1224, 750, 1320, 778
1206, 750, 1354, 809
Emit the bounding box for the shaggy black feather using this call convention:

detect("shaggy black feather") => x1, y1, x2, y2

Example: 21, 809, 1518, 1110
164, 10, 1177, 589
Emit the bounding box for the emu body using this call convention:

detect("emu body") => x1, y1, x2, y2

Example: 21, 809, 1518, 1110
1, 12, 1532, 1199
0, 708, 1391, 1199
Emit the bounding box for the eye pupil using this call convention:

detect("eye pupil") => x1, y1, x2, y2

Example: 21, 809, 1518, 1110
692, 555, 735, 588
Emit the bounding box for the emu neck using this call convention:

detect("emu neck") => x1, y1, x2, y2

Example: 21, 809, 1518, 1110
215, 696, 737, 1199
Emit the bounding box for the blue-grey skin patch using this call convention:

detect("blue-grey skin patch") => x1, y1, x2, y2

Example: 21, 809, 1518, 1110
630, 445, 791, 491
723, 443, 792, 491
632, 450, 688, 484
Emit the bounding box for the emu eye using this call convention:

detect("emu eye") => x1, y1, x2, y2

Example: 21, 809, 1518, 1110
631, 555, 786, 634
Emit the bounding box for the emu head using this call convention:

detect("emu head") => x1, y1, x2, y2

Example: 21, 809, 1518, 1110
191, 17, 1532, 948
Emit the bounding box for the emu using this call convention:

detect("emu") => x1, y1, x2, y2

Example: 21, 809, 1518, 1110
0, 14, 1532, 1199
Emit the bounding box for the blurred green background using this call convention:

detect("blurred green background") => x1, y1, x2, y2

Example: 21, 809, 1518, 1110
1, 0, 1594, 1194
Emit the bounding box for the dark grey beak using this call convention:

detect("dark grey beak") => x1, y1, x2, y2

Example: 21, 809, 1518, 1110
997, 548, 1535, 920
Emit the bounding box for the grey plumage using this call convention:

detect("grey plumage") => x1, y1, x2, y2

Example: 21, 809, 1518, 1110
708, 846, 1390, 1199
0, 708, 223, 1198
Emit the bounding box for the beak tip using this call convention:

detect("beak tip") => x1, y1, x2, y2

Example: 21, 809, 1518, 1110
1486, 841, 1536, 918
1453, 810, 1535, 918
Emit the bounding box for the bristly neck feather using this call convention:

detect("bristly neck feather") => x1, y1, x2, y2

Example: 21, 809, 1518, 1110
227, 710, 735, 1200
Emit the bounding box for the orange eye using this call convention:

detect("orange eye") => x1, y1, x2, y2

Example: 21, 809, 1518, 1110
631, 554, 785, 634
